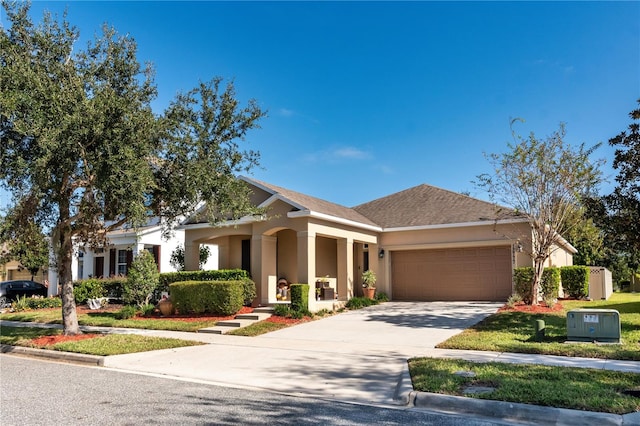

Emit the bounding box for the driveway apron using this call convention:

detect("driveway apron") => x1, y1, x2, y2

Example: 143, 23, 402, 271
103, 301, 502, 405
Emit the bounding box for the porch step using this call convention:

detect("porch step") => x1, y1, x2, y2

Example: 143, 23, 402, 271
197, 308, 273, 335
235, 312, 272, 321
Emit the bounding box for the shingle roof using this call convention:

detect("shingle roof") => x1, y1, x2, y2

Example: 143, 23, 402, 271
244, 178, 518, 230
245, 177, 380, 227
352, 183, 514, 228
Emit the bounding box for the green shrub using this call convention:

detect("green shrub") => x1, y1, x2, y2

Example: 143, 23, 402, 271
561, 266, 590, 299
73, 278, 106, 304
290, 284, 309, 312
346, 296, 379, 309
506, 293, 523, 308
123, 250, 160, 308
513, 267, 534, 303
541, 267, 561, 299
375, 292, 389, 302
158, 269, 254, 305
273, 304, 292, 317
170, 280, 243, 316
140, 303, 156, 316
115, 305, 137, 319
11, 295, 62, 311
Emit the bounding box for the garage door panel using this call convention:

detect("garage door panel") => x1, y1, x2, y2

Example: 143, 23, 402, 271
392, 246, 512, 301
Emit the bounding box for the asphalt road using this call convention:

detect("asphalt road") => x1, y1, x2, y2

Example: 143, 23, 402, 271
1, 355, 515, 426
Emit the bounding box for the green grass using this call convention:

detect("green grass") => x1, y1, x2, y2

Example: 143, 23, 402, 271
50, 334, 201, 356
0, 326, 201, 355
0, 325, 59, 345
0, 309, 219, 332
226, 321, 289, 336
438, 292, 640, 360
408, 357, 640, 415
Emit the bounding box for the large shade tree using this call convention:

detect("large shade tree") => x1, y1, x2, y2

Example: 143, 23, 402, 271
0, 3, 266, 334
592, 100, 640, 287
477, 121, 602, 305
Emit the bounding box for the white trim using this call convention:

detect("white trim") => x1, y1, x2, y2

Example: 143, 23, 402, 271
287, 210, 383, 232
177, 215, 264, 230
382, 218, 529, 232
259, 193, 306, 211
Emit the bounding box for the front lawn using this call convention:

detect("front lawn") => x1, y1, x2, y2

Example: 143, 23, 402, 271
0, 307, 224, 332
437, 292, 640, 360
408, 357, 640, 415
0, 326, 202, 355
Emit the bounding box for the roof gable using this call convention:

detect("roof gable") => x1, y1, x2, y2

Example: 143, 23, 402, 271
243, 177, 379, 228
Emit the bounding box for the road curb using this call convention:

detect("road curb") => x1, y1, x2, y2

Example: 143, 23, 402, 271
411, 390, 626, 426
0, 344, 105, 366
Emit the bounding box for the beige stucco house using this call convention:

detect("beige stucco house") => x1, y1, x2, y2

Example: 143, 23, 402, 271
180, 177, 576, 311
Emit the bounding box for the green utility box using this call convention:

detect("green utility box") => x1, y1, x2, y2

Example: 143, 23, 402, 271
566, 309, 621, 343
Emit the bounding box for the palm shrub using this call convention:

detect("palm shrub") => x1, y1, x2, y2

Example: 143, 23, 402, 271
123, 250, 160, 308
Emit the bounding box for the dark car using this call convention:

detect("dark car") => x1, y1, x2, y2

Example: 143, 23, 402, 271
0, 280, 48, 306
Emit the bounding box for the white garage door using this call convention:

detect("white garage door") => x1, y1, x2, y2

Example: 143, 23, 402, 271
391, 246, 513, 301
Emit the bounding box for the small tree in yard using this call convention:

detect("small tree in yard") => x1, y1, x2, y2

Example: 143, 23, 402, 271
477, 120, 602, 305
123, 250, 159, 309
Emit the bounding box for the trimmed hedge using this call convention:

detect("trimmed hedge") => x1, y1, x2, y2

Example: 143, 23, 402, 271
73, 278, 107, 304
514, 266, 561, 302
561, 266, 590, 299
541, 267, 561, 299
513, 267, 534, 303
169, 280, 244, 316
290, 283, 309, 312
12, 296, 62, 311
158, 269, 255, 306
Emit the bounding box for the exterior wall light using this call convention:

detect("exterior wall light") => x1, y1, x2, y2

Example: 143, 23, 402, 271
379, 249, 385, 258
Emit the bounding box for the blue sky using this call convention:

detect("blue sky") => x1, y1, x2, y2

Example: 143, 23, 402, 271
2, 1, 639, 208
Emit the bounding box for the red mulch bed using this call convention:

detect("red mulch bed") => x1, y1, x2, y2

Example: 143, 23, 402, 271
498, 302, 564, 314
30, 333, 103, 346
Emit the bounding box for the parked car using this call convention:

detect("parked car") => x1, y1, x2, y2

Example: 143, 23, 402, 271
0, 280, 48, 307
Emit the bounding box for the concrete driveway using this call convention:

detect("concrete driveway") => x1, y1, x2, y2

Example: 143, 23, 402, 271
261, 301, 503, 351
103, 301, 503, 405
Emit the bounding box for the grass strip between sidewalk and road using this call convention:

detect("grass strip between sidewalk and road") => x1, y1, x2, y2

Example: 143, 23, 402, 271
409, 357, 640, 415
437, 293, 640, 361
0, 326, 202, 356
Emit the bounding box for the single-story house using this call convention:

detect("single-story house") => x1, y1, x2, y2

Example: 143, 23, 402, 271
179, 177, 577, 310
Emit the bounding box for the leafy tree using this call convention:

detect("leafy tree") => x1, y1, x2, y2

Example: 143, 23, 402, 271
0, 208, 49, 280
605, 100, 640, 284
0, 3, 265, 334
123, 250, 159, 308
477, 121, 602, 305
564, 208, 604, 267
169, 244, 212, 271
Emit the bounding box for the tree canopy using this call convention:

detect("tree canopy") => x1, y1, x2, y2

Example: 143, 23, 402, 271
0, 2, 266, 334
477, 120, 602, 304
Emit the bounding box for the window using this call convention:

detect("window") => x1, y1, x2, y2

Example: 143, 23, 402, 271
117, 250, 128, 275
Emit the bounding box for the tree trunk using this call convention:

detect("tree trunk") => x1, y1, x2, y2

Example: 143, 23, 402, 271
55, 222, 81, 336
530, 258, 545, 306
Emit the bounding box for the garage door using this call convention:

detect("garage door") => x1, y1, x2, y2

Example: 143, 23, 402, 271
391, 246, 512, 301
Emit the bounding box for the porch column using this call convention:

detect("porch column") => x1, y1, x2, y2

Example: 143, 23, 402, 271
297, 231, 316, 307
254, 235, 276, 306
337, 238, 354, 300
